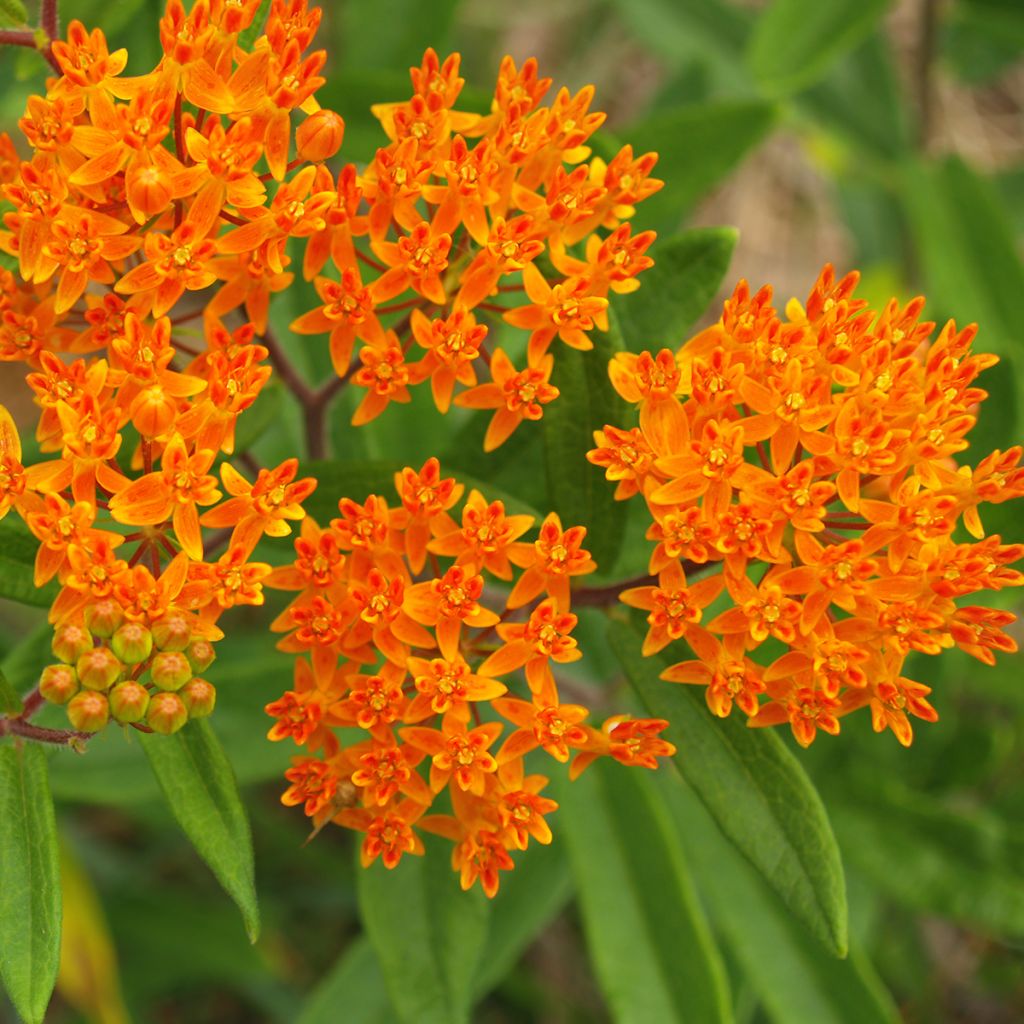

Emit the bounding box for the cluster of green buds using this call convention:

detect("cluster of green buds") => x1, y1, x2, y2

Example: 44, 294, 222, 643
40, 601, 217, 736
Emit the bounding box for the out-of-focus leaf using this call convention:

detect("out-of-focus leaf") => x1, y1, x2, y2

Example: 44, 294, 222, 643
832, 790, 1024, 937
358, 836, 490, 1024
555, 761, 732, 1023
901, 156, 1024, 358
541, 309, 628, 570
298, 937, 397, 1024
613, 228, 737, 351
339, 0, 460, 73
659, 772, 900, 1024
0, 743, 61, 1024
472, 840, 572, 999
0, 666, 23, 715
609, 618, 848, 955
138, 720, 260, 942
0, 624, 49, 694
945, 0, 1024, 83
628, 100, 779, 229
0, 519, 56, 608
236, 0, 271, 52
232, 380, 283, 455
747, 0, 892, 97
56, 840, 130, 1024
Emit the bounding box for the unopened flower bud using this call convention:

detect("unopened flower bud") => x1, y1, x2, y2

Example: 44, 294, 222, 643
40, 664, 78, 705
296, 109, 345, 162
52, 623, 93, 664
109, 681, 150, 724
112, 622, 153, 666
126, 164, 173, 220
84, 599, 123, 639
180, 678, 216, 718
186, 638, 216, 673
146, 692, 189, 735
67, 690, 110, 732
76, 647, 123, 691
152, 612, 191, 652
150, 651, 192, 691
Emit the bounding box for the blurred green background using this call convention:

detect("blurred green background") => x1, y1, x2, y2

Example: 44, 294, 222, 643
1, 0, 1023, 1021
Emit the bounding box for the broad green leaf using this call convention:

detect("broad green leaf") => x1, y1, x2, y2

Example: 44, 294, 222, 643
138, 720, 259, 942
0, 519, 56, 608
555, 761, 732, 1024
541, 308, 628, 570
339, 0, 460, 73
0, 743, 61, 1024
628, 101, 778, 229
747, 0, 892, 97
659, 772, 899, 1024
0, 666, 23, 715
472, 840, 572, 999
299, 937, 397, 1024
901, 156, 1024, 358
832, 791, 1024, 937
357, 836, 490, 1024
613, 228, 738, 352
609, 618, 848, 955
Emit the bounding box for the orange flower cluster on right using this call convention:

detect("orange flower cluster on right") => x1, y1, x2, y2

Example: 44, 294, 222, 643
589, 266, 1024, 747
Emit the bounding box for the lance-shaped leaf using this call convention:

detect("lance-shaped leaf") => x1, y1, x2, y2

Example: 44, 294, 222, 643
555, 760, 732, 1023
0, 519, 57, 609
138, 719, 259, 942
0, 743, 62, 1024
609, 618, 848, 955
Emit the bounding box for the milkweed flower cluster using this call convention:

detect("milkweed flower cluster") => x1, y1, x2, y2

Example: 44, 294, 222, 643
264, 459, 674, 896
589, 266, 1024, 747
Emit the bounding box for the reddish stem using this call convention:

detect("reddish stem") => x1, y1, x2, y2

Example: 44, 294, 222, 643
0, 718, 92, 747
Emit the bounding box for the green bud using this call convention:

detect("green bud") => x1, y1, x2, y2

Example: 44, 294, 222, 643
146, 692, 188, 735
67, 691, 110, 732
39, 664, 79, 705
84, 599, 124, 639
109, 681, 150, 724
75, 647, 123, 691
186, 638, 216, 673
52, 623, 93, 664
150, 651, 192, 692
180, 678, 216, 718
151, 612, 192, 652
111, 622, 153, 666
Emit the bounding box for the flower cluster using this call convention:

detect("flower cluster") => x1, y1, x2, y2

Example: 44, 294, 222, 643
589, 266, 1024, 747
264, 459, 674, 895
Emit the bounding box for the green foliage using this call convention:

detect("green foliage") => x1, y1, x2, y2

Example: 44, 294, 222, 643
0, 743, 61, 1024
610, 619, 849, 956
555, 761, 732, 1023
138, 721, 260, 942
0, 519, 57, 609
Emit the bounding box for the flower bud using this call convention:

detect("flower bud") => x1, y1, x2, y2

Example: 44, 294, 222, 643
146, 692, 189, 735
152, 612, 191, 652
150, 651, 192, 691
186, 638, 216, 673
111, 622, 153, 666
180, 678, 216, 718
109, 681, 150, 724
296, 109, 345, 162
84, 599, 124, 639
126, 163, 173, 221
76, 647, 123, 691
52, 623, 93, 664
40, 664, 78, 705
67, 690, 110, 732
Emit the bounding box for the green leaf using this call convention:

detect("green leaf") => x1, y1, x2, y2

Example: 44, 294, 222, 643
658, 771, 899, 1024
236, 0, 271, 51
541, 308, 628, 570
747, 0, 892, 97
0, 666, 23, 715
232, 380, 283, 454
609, 618, 848, 955
628, 101, 779, 229
138, 720, 259, 942
901, 156, 1024, 358
357, 835, 490, 1024
613, 228, 738, 352
608, 0, 751, 67
0, 743, 61, 1024
0, 518, 56, 608
339, 0, 460, 73
298, 937, 398, 1024
555, 761, 732, 1024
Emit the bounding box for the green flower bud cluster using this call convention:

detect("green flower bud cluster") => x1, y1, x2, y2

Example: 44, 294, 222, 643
41, 606, 218, 736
